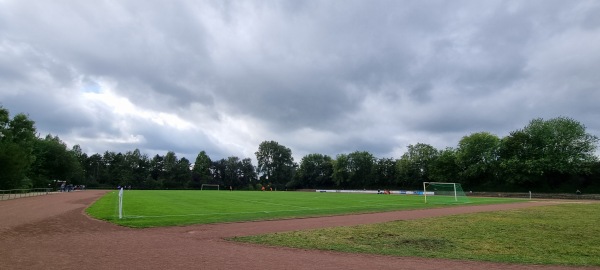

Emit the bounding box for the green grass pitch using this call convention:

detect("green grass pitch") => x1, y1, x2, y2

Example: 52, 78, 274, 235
86, 190, 520, 228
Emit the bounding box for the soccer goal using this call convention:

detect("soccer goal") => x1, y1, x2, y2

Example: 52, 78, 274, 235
423, 182, 469, 204
200, 184, 220, 191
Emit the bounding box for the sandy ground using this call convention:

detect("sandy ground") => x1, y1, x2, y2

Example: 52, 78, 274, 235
0, 190, 596, 270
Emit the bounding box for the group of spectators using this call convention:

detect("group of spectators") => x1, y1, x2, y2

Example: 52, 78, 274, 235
59, 183, 85, 192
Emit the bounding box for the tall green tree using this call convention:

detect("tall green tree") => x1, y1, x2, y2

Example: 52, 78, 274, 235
192, 151, 212, 188
347, 151, 376, 189
396, 143, 439, 188
429, 147, 460, 183
221, 156, 246, 188
211, 158, 227, 186
0, 107, 7, 132
0, 142, 31, 189
29, 135, 82, 188
373, 157, 397, 189
211, 157, 254, 188
174, 157, 192, 188
239, 158, 257, 189
500, 117, 599, 190
255, 140, 295, 189
456, 132, 501, 189
0, 108, 37, 189
163, 151, 180, 188
124, 149, 149, 188
296, 153, 334, 189
70, 145, 88, 185
86, 153, 104, 186
332, 154, 350, 188
148, 154, 165, 188
9, 113, 37, 148
104, 152, 128, 187
332, 151, 376, 189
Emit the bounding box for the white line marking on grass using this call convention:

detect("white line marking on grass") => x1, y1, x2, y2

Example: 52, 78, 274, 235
123, 208, 319, 219
230, 198, 314, 210
120, 203, 423, 220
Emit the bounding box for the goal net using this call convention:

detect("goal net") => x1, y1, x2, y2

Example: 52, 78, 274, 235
423, 182, 469, 204
200, 184, 220, 191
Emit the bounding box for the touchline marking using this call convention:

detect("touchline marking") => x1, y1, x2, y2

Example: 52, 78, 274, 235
233, 199, 314, 209
119, 203, 427, 219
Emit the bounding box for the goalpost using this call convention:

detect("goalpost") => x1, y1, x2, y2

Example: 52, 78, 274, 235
423, 182, 469, 204
118, 187, 124, 219
200, 184, 220, 191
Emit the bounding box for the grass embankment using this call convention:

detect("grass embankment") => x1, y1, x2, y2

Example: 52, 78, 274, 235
233, 203, 600, 266
86, 190, 517, 228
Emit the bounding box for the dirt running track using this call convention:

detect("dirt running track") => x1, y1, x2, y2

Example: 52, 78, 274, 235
0, 190, 596, 270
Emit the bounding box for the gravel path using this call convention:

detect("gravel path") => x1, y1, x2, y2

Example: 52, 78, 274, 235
0, 190, 595, 270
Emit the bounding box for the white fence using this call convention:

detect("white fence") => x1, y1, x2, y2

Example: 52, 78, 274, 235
0, 188, 53, 201
315, 189, 433, 195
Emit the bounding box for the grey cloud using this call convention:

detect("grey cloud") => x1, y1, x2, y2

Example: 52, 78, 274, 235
582, 6, 600, 30
409, 83, 433, 103
1, 0, 599, 161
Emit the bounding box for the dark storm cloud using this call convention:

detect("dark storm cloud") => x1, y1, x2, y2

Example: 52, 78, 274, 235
203, 1, 446, 131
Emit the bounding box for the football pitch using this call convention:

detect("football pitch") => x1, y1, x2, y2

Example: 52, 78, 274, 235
86, 190, 520, 228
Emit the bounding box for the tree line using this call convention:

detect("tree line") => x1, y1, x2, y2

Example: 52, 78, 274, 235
1, 106, 599, 192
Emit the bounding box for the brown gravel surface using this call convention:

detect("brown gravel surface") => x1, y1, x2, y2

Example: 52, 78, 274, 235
0, 190, 596, 270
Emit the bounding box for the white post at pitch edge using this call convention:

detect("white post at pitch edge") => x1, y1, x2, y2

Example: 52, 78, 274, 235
423, 182, 427, 203
453, 183, 457, 202
118, 187, 124, 219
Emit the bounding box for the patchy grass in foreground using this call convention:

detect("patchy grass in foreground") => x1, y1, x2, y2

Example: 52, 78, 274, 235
233, 203, 600, 266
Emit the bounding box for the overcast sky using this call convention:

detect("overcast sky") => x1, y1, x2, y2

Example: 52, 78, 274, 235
1, 0, 599, 162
